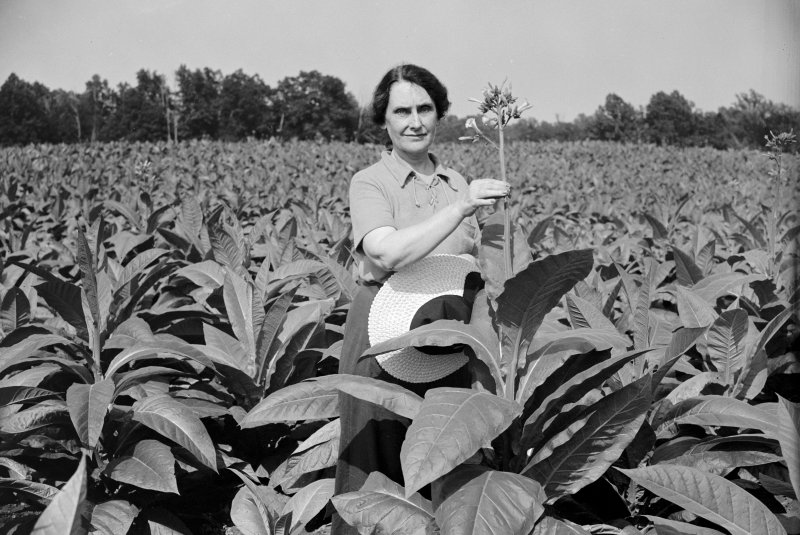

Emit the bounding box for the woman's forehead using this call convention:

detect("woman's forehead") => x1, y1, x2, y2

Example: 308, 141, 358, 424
388, 81, 433, 105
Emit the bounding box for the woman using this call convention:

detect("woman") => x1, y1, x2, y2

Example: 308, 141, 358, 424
333, 64, 509, 533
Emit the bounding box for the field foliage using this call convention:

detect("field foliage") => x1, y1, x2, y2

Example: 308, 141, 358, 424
0, 139, 798, 534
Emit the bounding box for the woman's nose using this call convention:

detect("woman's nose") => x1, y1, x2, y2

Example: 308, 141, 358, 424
408, 110, 422, 128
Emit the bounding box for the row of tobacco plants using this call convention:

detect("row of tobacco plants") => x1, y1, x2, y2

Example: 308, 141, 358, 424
0, 133, 798, 534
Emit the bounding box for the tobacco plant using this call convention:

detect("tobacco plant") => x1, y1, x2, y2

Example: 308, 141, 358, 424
0, 134, 797, 534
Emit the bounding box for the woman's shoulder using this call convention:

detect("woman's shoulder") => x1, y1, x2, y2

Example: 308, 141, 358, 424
351, 151, 402, 187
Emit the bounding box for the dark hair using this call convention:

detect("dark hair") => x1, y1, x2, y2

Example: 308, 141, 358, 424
371, 64, 450, 126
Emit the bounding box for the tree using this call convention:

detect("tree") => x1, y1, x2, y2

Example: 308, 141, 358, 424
725, 90, 800, 149
272, 70, 359, 141
590, 93, 641, 142
78, 75, 114, 142
0, 74, 53, 145
176, 65, 221, 140
105, 70, 172, 142
217, 70, 273, 140
49, 89, 82, 143
645, 90, 695, 146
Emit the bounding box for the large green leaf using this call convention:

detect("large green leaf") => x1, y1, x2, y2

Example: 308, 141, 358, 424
265, 317, 322, 393
614, 262, 638, 315
658, 450, 782, 476
734, 308, 792, 399
36, 280, 88, 338
113, 248, 169, 293
515, 349, 580, 409
76, 227, 101, 335
496, 249, 594, 385
435, 467, 545, 535
281, 477, 334, 531
362, 319, 502, 387
105, 439, 178, 493
31, 455, 87, 535
1, 287, 30, 333
142, 507, 193, 534
90, 500, 139, 535
224, 269, 257, 362
632, 260, 655, 350
706, 309, 748, 384
207, 206, 249, 277
401, 388, 520, 497
230, 486, 272, 535
254, 289, 295, 387
0, 478, 58, 505
655, 395, 779, 439
676, 286, 717, 328
642, 515, 725, 535
331, 472, 434, 535
229, 468, 288, 530
531, 516, 591, 534
691, 272, 765, 303
132, 394, 217, 471
0, 401, 71, 434
113, 366, 186, 398
201, 323, 250, 372
66, 378, 114, 449
0, 332, 71, 375
0, 362, 59, 388
620, 465, 786, 535
333, 374, 423, 419
663, 372, 724, 406
520, 348, 651, 451
295, 418, 340, 453
527, 327, 631, 358
240, 374, 422, 427
565, 294, 617, 332
523, 375, 651, 499
776, 396, 800, 501
0, 386, 58, 408
276, 421, 340, 488
104, 316, 155, 349
105, 340, 216, 377
672, 245, 704, 286
315, 254, 358, 303
651, 326, 707, 390
240, 376, 339, 427
174, 260, 225, 291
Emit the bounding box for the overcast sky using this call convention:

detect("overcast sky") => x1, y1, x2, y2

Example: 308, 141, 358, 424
1, 0, 798, 121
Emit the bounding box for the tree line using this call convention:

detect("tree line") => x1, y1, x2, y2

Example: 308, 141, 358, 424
0, 66, 797, 150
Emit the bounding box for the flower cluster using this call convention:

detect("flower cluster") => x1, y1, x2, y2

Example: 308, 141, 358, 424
468, 81, 532, 128
459, 81, 531, 145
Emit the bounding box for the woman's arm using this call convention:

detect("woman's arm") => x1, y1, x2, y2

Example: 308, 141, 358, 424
362, 178, 509, 271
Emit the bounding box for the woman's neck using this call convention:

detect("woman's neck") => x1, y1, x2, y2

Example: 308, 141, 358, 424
392, 149, 435, 176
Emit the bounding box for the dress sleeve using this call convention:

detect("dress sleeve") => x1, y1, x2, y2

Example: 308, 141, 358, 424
349, 173, 395, 251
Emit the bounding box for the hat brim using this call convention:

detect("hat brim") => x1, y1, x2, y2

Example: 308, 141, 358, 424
368, 254, 478, 383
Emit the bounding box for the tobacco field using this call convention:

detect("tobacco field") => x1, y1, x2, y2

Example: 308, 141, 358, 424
0, 138, 798, 534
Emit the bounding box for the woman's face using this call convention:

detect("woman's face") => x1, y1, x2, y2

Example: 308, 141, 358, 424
384, 81, 438, 160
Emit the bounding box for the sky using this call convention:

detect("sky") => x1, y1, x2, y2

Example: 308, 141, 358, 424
0, 0, 798, 122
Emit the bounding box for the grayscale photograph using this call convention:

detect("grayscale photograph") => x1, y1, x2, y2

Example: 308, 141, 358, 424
0, 1, 798, 534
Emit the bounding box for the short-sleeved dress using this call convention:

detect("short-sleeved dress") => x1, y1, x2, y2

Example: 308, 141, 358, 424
332, 150, 480, 533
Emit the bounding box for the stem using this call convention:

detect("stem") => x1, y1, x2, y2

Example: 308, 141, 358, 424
768, 151, 782, 281
498, 112, 516, 402
498, 117, 511, 282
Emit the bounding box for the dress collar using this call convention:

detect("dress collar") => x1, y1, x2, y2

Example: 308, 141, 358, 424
380, 150, 459, 190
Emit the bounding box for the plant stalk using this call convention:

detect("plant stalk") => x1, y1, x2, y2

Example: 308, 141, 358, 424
498, 118, 511, 282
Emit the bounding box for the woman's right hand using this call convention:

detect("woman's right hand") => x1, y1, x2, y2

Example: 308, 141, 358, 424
459, 178, 511, 216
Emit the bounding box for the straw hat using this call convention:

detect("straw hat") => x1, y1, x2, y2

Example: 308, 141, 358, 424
368, 254, 482, 383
